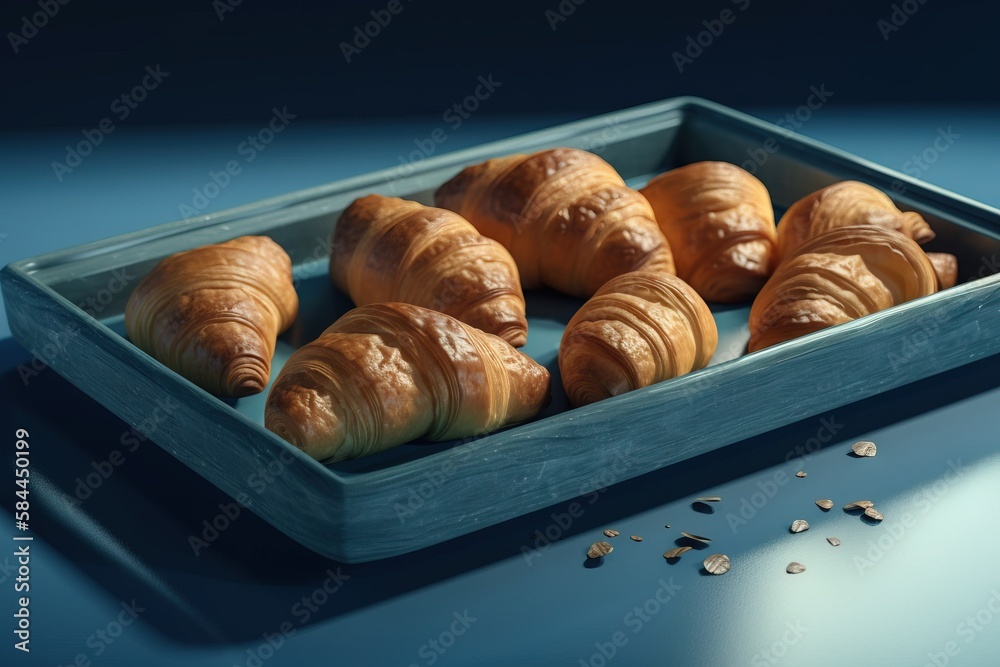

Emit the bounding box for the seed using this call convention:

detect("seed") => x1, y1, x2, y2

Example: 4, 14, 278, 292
704, 553, 731, 575
864, 507, 884, 521
852, 441, 877, 457
790, 520, 809, 533
786, 562, 806, 574
796, 471, 807, 478
827, 537, 841, 547
815, 499, 834, 510
695, 496, 722, 502
680, 531, 711, 543
663, 546, 692, 559
603, 529, 620, 538
588, 541, 613, 559
630, 535, 643, 542
843, 500, 874, 511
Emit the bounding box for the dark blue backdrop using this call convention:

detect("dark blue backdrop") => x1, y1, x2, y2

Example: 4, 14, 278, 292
4, 0, 998, 128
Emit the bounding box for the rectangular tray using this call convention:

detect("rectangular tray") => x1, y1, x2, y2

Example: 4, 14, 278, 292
5, 97, 1000, 563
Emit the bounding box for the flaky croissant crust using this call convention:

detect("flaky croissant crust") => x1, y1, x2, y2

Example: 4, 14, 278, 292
776, 181, 935, 259
749, 225, 937, 352
331, 194, 527, 346
265, 303, 550, 462
434, 147, 675, 298
640, 161, 778, 303
926, 252, 958, 290
125, 235, 298, 397
559, 271, 718, 407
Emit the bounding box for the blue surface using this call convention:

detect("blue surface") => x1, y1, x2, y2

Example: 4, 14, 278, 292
2, 108, 1000, 666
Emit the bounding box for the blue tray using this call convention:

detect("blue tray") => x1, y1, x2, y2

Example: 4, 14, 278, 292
4, 97, 1000, 562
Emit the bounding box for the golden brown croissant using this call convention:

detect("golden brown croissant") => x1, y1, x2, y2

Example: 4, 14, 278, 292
265, 303, 550, 462
125, 235, 298, 397
749, 226, 938, 352
434, 147, 675, 298
330, 194, 527, 346
558, 271, 717, 407
926, 252, 958, 290
776, 181, 935, 259
640, 161, 777, 303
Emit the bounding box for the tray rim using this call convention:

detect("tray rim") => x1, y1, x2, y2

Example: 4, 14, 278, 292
10, 96, 1000, 275
5, 96, 1000, 561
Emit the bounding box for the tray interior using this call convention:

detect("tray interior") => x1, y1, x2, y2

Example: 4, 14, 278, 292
18, 99, 1000, 478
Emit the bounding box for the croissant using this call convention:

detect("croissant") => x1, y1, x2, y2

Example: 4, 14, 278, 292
639, 161, 777, 303
558, 271, 718, 407
749, 226, 938, 352
434, 147, 675, 298
776, 181, 935, 259
926, 252, 958, 290
125, 235, 298, 397
265, 303, 551, 462
330, 194, 527, 346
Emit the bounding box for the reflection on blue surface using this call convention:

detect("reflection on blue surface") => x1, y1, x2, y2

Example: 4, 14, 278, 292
2, 112, 1000, 665
3, 334, 1000, 665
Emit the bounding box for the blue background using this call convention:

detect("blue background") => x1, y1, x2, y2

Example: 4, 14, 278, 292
4, 1, 1000, 665
3, 0, 999, 127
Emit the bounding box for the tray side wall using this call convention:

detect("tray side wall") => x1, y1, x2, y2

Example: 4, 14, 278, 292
0, 266, 350, 557
334, 277, 1000, 560
5, 98, 1000, 562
